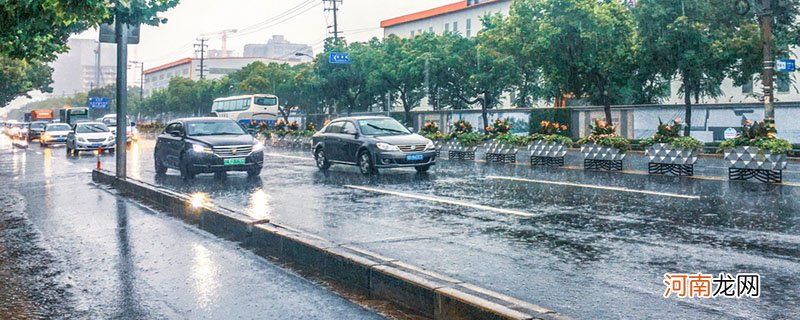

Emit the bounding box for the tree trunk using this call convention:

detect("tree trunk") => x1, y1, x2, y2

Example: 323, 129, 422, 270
401, 92, 413, 127
684, 87, 692, 137
481, 93, 489, 134
603, 103, 613, 127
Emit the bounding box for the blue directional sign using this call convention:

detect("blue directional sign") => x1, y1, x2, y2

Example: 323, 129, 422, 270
88, 97, 110, 109
776, 59, 796, 72
328, 52, 351, 64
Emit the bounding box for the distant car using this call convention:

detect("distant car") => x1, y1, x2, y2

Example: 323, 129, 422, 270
5, 121, 28, 139
40, 123, 72, 147
311, 116, 436, 174
27, 121, 49, 142
66, 122, 116, 155
154, 117, 264, 179
100, 114, 139, 143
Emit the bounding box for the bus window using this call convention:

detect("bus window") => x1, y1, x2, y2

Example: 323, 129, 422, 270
254, 97, 277, 106
239, 99, 249, 111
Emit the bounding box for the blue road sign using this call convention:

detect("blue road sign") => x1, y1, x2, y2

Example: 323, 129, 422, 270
88, 97, 110, 109
776, 59, 796, 72
328, 52, 351, 64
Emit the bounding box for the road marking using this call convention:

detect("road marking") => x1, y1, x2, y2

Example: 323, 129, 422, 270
264, 153, 313, 161
343, 185, 536, 217
487, 176, 701, 200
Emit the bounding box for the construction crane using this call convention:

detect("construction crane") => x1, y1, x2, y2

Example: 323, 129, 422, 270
199, 29, 238, 57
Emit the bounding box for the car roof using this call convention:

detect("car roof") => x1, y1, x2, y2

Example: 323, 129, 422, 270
75, 122, 106, 126
174, 117, 233, 123
331, 116, 393, 122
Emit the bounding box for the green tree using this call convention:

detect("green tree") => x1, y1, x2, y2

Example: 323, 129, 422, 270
378, 35, 426, 125
532, 0, 638, 126
0, 55, 53, 107
315, 39, 385, 115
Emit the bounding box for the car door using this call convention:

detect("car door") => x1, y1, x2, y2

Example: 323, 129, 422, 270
159, 123, 185, 168
340, 121, 361, 163
323, 121, 345, 162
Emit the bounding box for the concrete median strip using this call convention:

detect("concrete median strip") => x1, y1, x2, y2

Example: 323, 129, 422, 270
91, 169, 568, 320
487, 175, 701, 200
344, 185, 537, 218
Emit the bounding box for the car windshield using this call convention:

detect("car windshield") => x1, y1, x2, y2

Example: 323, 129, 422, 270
76, 123, 109, 133
254, 97, 277, 106
46, 124, 71, 131
358, 118, 409, 136
186, 121, 246, 136
30, 122, 47, 129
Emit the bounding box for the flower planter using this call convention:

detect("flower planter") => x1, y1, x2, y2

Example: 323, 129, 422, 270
724, 146, 787, 183
484, 140, 518, 163
529, 140, 568, 166
447, 141, 477, 161
581, 143, 625, 171
645, 143, 698, 176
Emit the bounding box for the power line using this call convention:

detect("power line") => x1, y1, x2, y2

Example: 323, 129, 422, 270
229, 0, 322, 39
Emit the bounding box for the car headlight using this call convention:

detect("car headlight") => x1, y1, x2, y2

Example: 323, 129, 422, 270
78, 137, 87, 142
425, 141, 435, 150
192, 144, 212, 153
376, 143, 401, 151
252, 140, 264, 152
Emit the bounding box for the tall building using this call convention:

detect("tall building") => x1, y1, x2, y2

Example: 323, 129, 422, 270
143, 57, 302, 96
50, 38, 118, 96
243, 35, 313, 61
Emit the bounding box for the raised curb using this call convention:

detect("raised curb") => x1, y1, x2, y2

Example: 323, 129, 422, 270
92, 169, 569, 320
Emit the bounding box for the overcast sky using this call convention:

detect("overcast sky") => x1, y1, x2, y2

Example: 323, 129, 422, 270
76, 0, 456, 67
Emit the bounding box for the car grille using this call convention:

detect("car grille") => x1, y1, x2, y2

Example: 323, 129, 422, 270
88, 138, 106, 143
397, 144, 427, 153
213, 145, 253, 158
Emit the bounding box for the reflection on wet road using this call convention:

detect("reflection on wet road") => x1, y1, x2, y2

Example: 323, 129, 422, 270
4, 135, 799, 319
0, 136, 382, 319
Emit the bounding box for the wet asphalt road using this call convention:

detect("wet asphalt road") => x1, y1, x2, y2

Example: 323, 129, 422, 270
0, 136, 382, 319
3, 135, 800, 319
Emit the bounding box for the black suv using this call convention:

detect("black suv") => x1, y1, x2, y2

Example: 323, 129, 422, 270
154, 118, 264, 179
27, 121, 48, 142
312, 116, 436, 174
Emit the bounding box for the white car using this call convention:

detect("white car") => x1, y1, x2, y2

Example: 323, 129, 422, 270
40, 123, 72, 147
66, 122, 116, 155
100, 114, 139, 143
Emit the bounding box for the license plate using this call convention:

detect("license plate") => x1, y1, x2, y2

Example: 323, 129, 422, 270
91, 144, 102, 147
224, 158, 246, 166
406, 154, 424, 161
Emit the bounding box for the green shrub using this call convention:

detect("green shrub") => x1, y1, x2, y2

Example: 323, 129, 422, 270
529, 108, 571, 136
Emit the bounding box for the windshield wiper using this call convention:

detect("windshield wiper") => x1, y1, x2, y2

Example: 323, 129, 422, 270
367, 123, 404, 133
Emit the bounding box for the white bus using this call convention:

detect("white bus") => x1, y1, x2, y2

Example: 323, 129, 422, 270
211, 94, 279, 127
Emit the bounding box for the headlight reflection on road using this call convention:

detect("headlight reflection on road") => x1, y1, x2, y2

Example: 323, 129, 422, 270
128, 141, 140, 179
190, 243, 219, 309
190, 193, 208, 209
248, 189, 271, 220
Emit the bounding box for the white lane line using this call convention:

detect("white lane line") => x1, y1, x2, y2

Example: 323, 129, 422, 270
487, 176, 701, 200
343, 185, 536, 217
264, 153, 313, 161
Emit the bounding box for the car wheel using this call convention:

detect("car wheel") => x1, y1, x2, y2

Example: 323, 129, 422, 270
154, 158, 167, 175
108, 148, 115, 154
179, 157, 195, 180
358, 150, 377, 175
315, 148, 331, 171
247, 167, 262, 178
415, 164, 432, 173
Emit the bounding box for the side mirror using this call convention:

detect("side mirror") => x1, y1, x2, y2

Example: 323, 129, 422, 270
246, 128, 257, 137
407, 127, 415, 133
343, 128, 357, 136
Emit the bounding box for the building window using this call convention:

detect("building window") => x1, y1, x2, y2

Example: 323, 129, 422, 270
445, 23, 450, 32
429, 27, 434, 33
742, 77, 753, 94
411, 30, 415, 37
466, 19, 472, 37
453, 21, 459, 34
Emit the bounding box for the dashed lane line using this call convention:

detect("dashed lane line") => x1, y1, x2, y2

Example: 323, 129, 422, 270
487, 175, 701, 200
264, 153, 314, 161
343, 185, 536, 217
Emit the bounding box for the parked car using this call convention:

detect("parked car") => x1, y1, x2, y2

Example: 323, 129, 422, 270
311, 116, 436, 174
66, 122, 116, 155
40, 123, 72, 147
154, 117, 264, 179
27, 121, 49, 142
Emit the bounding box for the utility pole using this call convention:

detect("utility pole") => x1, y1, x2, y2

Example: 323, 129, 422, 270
759, 0, 775, 127
194, 38, 208, 79
114, 1, 128, 179
324, 0, 342, 42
